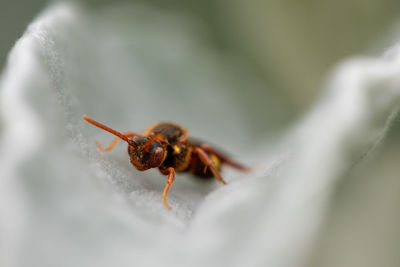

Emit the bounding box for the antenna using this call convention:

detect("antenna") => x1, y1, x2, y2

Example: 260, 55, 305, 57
83, 115, 132, 144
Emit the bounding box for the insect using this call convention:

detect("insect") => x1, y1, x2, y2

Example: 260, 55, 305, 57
82, 115, 248, 209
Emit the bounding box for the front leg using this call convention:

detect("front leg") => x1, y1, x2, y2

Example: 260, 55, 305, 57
96, 132, 138, 151
162, 167, 175, 210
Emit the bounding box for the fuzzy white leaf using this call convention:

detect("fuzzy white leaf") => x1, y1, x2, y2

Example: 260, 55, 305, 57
1, 2, 399, 267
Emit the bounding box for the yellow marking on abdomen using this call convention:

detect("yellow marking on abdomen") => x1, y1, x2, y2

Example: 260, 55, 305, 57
210, 154, 221, 170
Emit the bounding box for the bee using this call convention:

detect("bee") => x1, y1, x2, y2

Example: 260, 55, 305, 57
82, 115, 248, 209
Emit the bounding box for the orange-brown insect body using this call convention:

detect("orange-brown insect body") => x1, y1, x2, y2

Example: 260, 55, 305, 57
141, 122, 193, 173
82, 115, 248, 209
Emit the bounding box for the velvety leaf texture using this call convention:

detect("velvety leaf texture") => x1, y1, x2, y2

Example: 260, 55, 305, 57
1, 2, 400, 267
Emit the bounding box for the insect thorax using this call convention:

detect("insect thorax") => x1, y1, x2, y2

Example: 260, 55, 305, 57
145, 122, 186, 144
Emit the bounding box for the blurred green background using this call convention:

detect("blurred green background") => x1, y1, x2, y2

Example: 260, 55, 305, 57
0, 0, 49, 69
2, 0, 400, 116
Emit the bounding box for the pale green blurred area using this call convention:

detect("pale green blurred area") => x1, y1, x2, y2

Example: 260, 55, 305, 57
2, 1, 400, 267
0, 0, 49, 69
2, 0, 400, 114
220, 0, 400, 110
306, 127, 400, 267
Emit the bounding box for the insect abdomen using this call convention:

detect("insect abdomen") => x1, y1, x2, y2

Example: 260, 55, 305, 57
189, 151, 221, 178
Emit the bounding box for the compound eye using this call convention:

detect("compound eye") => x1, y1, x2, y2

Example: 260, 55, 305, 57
148, 142, 164, 168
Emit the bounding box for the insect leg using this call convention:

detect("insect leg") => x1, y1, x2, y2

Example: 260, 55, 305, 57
200, 144, 248, 171
96, 138, 118, 152
194, 147, 227, 185
162, 167, 175, 210
96, 132, 138, 152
